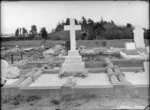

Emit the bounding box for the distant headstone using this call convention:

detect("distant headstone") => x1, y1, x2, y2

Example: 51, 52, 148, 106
125, 42, 136, 50
124, 42, 139, 55
133, 26, 145, 49
60, 18, 86, 76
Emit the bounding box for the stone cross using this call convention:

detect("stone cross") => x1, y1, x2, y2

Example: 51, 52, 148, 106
64, 18, 81, 51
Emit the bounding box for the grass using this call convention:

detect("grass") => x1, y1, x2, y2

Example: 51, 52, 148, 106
2, 94, 149, 109
2, 39, 149, 48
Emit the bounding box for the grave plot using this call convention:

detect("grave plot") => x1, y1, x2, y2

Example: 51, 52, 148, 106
2, 64, 149, 98
29, 73, 111, 87
2, 56, 149, 98
124, 72, 149, 85
120, 26, 149, 60
1, 19, 149, 100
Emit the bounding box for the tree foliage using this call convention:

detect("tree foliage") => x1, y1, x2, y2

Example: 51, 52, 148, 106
52, 17, 136, 40
29, 25, 38, 38
22, 27, 28, 36
39, 27, 48, 39
15, 28, 19, 37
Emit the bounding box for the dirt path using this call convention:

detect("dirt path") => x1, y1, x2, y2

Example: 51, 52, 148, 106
2, 95, 149, 110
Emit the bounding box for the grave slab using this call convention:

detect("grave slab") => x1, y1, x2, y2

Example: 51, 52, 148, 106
124, 72, 149, 85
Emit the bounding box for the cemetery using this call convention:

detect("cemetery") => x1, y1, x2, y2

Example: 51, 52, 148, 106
1, 18, 149, 109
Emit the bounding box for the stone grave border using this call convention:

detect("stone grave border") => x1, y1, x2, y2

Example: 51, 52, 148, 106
2, 65, 149, 99
23, 58, 145, 70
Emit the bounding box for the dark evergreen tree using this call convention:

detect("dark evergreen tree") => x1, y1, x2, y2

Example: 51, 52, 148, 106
15, 28, 19, 36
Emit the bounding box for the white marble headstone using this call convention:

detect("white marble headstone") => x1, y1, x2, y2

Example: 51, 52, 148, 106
125, 42, 136, 50
133, 26, 145, 49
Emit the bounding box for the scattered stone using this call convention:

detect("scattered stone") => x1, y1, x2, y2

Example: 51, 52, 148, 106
6, 66, 20, 79
66, 76, 76, 85
43, 45, 65, 58
1, 60, 9, 84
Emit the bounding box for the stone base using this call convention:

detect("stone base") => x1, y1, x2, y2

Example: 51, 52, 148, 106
62, 62, 85, 73
60, 61, 86, 77
60, 50, 86, 77
137, 48, 146, 53
124, 49, 139, 55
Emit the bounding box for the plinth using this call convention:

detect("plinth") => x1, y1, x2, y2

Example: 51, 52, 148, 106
59, 50, 86, 77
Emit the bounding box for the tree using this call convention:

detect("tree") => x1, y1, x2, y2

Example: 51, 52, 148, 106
87, 18, 94, 25
19, 28, 22, 36
15, 28, 19, 36
22, 27, 28, 36
65, 18, 70, 25
29, 25, 38, 38
75, 19, 79, 25
39, 27, 48, 47
93, 23, 105, 40
81, 16, 87, 25
55, 21, 63, 32
40, 27, 48, 39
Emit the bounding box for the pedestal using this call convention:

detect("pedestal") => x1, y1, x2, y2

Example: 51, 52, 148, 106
60, 50, 86, 77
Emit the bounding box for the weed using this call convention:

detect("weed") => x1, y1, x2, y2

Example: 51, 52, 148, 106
26, 96, 41, 102
51, 99, 60, 105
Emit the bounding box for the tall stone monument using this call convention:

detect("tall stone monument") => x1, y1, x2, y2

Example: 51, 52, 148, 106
133, 26, 145, 49
59, 18, 86, 77
124, 26, 146, 55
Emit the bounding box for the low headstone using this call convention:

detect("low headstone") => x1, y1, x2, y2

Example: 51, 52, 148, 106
124, 42, 139, 55
125, 42, 136, 50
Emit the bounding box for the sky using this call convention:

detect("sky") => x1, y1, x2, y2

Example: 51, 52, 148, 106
1, 1, 149, 34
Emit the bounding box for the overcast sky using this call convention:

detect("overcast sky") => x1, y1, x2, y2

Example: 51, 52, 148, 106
1, 1, 149, 34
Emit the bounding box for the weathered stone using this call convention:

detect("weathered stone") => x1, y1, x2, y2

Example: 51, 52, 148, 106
1, 60, 9, 84
61, 19, 86, 76
133, 26, 145, 49
19, 77, 32, 86
31, 70, 42, 82
125, 42, 136, 50
6, 67, 20, 79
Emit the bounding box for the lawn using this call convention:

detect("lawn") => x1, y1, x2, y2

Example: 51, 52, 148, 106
1, 39, 149, 48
